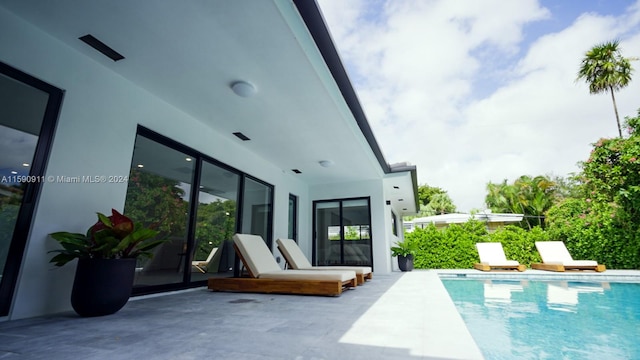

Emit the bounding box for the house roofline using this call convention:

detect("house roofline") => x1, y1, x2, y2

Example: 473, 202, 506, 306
293, 0, 419, 212
293, 0, 390, 175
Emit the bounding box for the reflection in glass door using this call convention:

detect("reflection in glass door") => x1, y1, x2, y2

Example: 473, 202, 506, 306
0, 62, 63, 315
123, 128, 275, 293
314, 201, 341, 265
124, 135, 194, 288
241, 177, 273, 247
314, 198, 372, 267
191, 161, 239, 282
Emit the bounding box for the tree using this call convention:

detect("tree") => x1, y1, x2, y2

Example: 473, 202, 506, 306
577, 40, 633, 138
407, 184, 456, 219
485, 175, 558, 229
546, 112, 640, 268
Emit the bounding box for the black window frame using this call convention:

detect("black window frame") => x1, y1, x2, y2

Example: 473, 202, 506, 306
0, 61, 64, 316
129, 126, 274, 296
312, 196, 373, 270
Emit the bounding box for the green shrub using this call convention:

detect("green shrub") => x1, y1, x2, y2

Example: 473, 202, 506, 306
487, 225, 544, 266
406, 220, 488, 269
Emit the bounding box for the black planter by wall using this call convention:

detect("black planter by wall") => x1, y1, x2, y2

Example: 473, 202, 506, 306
71, 258, 136, 317
397, 254, 414, 272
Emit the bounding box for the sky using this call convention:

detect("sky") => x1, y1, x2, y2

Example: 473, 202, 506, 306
316, 0, 640, 212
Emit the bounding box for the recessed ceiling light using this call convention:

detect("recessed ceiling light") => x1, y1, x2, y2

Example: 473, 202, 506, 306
11, 171, 17, 174
137, 164, 144, 168
185, 157, 192, 162
318, 160, 334, 168
231, 81, 257, 97
22, 163, 29, 167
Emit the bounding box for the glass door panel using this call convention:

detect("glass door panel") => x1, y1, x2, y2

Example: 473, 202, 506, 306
314, 198, 372, 267
124, 135, 194, 287
241, 177, 273, 246
0, 68, 57, 315
314, 201, 341, 265
288, 194, 297, 241
191, 161, 239, 282
342, 199, 372, 266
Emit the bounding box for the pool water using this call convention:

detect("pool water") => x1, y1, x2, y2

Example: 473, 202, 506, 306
441, 279, 640, 360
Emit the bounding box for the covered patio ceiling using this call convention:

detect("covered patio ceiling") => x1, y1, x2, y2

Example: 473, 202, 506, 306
1, 0, 417, 214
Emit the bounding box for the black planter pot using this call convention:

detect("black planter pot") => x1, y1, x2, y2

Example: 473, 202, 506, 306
71, 258, 136, 317
397, 254, 414, 272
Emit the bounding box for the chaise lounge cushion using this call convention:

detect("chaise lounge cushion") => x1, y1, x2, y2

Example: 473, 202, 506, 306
276, 238, 372, 276
233, 234, 356, 282
535, 241, 598, 266
476, 242, 520, 266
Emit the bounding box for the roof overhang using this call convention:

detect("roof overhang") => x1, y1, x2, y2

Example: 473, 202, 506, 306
1, 0, 418, 207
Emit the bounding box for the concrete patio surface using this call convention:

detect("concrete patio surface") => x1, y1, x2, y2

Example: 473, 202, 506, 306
0, 271, 484, 360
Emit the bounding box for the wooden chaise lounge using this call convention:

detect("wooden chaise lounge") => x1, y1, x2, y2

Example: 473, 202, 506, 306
531, 241, 606, 272
276, 238, 373, 285
473, 242, 526, 272
208, 234, 357, 296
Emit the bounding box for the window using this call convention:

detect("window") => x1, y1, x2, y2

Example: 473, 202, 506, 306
288, 194, 298, 241
125, 135, 195, 287
0, 62, 62, 315
391, 210, 398, 236
313, 197, 372, 267
123, 127, 273, 294
240, 176, 273, 247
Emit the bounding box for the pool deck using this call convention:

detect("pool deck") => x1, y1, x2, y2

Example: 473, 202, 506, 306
0, 271, 482, 359
0, 269, 638, 359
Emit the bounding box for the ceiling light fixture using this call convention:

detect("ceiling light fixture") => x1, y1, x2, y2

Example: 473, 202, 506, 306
318, 160, 334, 168
22, 163, 29, 167
185, 157, 192, 162
231, 81, 257, 97
137, 164, 144, 168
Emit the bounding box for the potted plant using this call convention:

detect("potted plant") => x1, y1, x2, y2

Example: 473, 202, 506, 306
50, 209, 164, 317
391, 239, 416, 272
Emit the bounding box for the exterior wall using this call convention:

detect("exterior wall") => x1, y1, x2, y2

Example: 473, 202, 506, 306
0, 8, 309, 319
309, 179, 392, 274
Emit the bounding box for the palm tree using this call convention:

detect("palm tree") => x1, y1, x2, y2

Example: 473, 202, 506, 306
577, 40, 633, 138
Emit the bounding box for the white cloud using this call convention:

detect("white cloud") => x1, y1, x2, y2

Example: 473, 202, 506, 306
318, 0, 640, 212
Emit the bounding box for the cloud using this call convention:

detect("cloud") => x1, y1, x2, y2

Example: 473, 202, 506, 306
318, 0, 640, 212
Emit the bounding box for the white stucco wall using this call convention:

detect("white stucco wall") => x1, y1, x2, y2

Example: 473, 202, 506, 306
0, 7, 311, 319
0, 4, 396, 320
309, 179, 392, 274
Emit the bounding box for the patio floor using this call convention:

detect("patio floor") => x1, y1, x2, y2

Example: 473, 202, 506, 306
0, 271, 483, 360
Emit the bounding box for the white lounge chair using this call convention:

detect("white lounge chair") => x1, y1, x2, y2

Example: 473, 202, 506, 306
276, 238, 372, 285
191, 247, 218, 273
207, 234, 357, 296
531, 241, 606, 272
473, 242, 526, 272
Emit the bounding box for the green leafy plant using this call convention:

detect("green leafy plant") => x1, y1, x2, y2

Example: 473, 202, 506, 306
391, 238, 417, 257
49, 209, 165, 267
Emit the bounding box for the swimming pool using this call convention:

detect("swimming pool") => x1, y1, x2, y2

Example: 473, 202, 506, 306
441, 278, 640, 360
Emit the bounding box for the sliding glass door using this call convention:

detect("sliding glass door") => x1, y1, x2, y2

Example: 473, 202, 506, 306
124, 135, 194, 287
191, 160, 239, 282
0, 62, 62, 315
124, 127, 274, 294
313, 197, 372, 267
